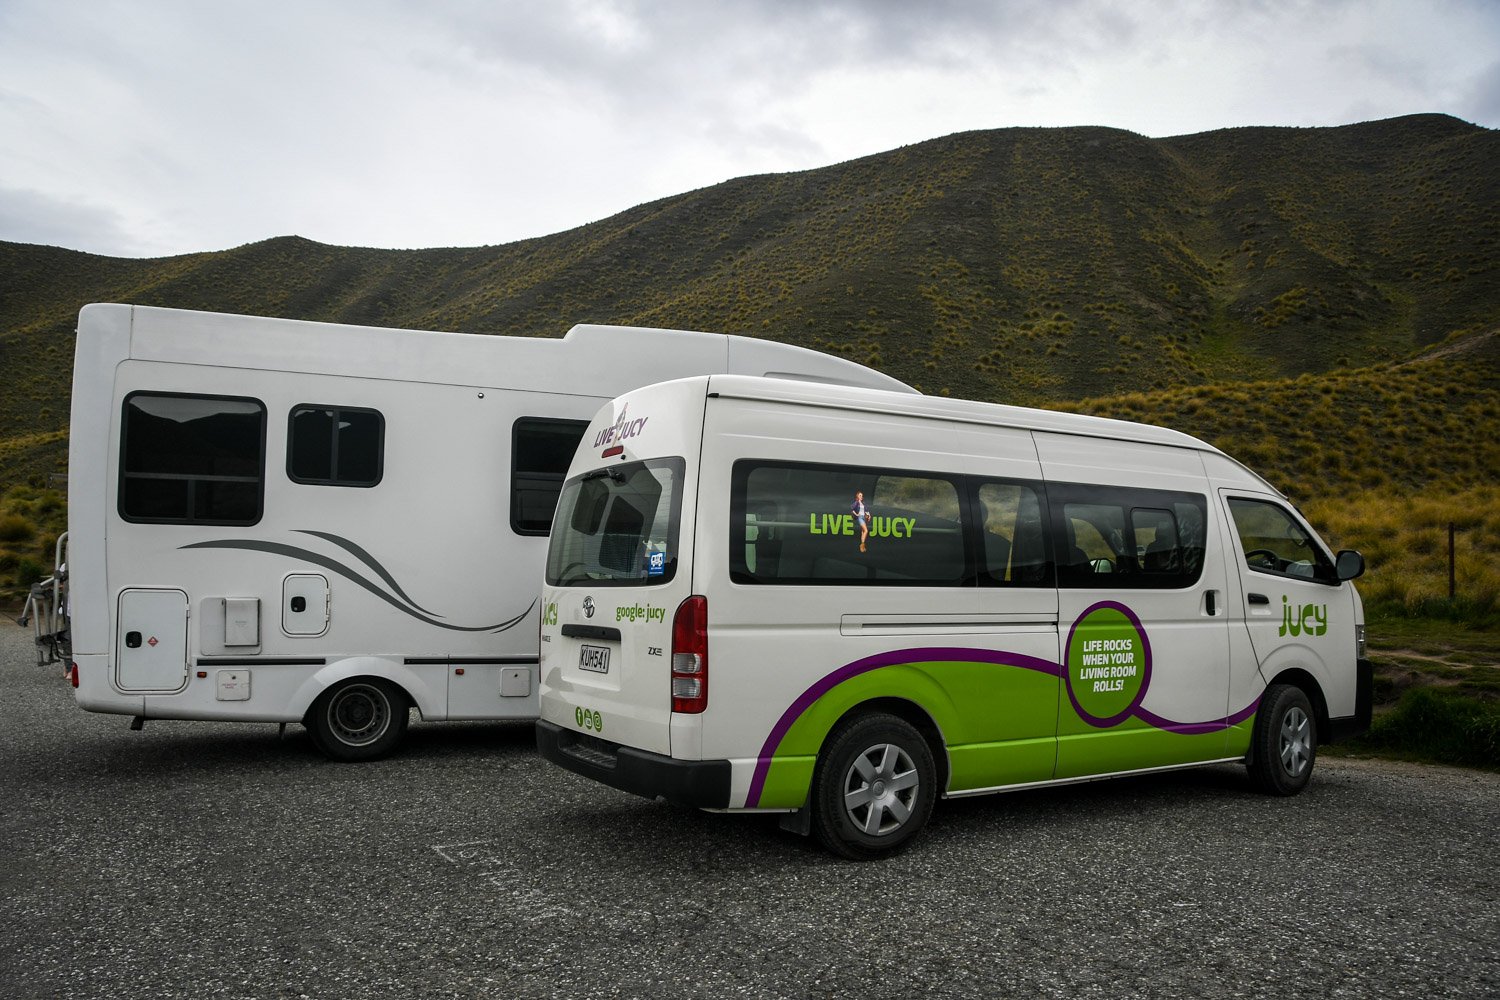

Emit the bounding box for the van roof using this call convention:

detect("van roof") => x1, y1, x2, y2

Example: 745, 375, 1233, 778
702, 373, 1224, 455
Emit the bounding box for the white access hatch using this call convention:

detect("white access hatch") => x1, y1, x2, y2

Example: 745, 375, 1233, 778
115, 588, 189, 692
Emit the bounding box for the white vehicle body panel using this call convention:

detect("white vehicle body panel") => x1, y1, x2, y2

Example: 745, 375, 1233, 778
67, 304, 912, 736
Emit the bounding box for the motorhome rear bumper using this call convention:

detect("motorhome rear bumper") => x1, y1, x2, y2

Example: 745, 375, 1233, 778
1325, 657, 1374, 744
536, 720, 731, 808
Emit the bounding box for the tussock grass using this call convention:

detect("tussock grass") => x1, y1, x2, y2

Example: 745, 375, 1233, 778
1301, 486, 1500, 621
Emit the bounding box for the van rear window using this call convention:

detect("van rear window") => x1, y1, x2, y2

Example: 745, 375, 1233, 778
546, 459, 685, 587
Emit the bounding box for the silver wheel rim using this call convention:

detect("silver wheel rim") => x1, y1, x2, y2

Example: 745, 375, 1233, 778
1279, 705, 1311, 777
327, 684, 390, 747
842, 742, 919, 837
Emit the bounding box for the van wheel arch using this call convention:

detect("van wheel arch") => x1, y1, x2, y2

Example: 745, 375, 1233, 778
826, 697, 949, 798
304, 676, 412, 762
1256, 668, 1330, 753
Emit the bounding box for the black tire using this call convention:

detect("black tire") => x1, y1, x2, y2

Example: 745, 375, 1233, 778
307, 678, 409, 762
1247, 683, 1317, 795
811, 713, 936, 861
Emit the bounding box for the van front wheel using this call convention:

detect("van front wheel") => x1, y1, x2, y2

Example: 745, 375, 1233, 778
1248, 683, 1316, 795
308, 678, 409, 762
811, 713, 935, 860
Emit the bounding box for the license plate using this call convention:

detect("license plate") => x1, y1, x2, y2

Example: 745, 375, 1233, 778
578, 644, 610, 674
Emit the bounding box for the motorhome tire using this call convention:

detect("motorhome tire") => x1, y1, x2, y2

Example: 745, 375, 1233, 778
811, 712, 936, 861
309, 678, 409, 762
1248, 683, 1316, 796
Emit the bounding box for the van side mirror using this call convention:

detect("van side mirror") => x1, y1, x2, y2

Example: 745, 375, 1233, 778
1335, 549, 1365, 581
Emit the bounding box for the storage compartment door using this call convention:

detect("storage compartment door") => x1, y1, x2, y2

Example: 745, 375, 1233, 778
116, 589, 189, 692
283, 574, 330, 636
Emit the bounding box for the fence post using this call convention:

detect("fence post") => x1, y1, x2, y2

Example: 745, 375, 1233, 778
1449, 521, 1456, 601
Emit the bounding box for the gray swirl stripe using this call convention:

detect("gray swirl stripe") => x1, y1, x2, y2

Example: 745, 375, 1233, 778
179, 539, 533, 633
293, 529, 437, 616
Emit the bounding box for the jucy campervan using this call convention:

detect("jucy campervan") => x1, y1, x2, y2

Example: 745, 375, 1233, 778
536, 375, 1371, 859
65, 305, 912, 760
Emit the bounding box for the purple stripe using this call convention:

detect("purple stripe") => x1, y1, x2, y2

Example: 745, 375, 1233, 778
743, 645, 1267, 808
744, 647, 1060, 807
1135, 697, 1260, 736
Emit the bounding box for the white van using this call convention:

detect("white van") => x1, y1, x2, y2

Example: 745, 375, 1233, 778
64, 305, 912, 760
536, 375, 1371, 858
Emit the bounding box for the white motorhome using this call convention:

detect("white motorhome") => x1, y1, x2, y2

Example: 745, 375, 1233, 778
536, 375, 1372, 859
65, 304, 912, 760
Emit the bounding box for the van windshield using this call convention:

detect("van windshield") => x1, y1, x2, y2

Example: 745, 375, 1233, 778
545, 459, 686, 587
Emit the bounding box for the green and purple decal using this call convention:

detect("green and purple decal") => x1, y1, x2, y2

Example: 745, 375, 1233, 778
745, 600, 1260, 808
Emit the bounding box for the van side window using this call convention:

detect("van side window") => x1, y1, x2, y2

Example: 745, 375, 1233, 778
1052, 486, 1207, 589
731, 462, 965, 585
512, 418, 590, 535
119, 392, 266, 525
288, 405, 383, 487
1227, 497, 1335, 584
976, 482, 1051, 586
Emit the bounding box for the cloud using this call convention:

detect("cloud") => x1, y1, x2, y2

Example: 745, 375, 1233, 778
0, 0, 1496, 257
0, 185, 138, 255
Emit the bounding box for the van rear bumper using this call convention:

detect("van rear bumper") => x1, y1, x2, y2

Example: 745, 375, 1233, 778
536, 720, 731, 808
1325, 657, 1374, 744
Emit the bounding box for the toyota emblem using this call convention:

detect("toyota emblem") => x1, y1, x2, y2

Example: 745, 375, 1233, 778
582, 597, 595, 619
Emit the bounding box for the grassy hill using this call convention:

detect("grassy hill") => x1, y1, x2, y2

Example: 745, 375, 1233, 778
1, 113, 1497, 610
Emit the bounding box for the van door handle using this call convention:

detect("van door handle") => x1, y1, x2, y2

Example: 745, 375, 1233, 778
1248, 593, 1269, 606
561, 624, 622, 641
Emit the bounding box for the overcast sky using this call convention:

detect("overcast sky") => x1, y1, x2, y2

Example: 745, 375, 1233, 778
1, 0, 1496, 259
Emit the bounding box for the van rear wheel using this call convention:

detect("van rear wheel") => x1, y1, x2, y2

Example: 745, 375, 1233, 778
811, 713, 935, 860
1248, 683, 1316, 795
308, 678, 409, 762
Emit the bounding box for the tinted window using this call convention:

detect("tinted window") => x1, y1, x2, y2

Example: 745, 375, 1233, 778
546, 459, 685, 586
731, 462, 965, 585
1227, 497, 1336, 584
512, 418, 589, 535
976, 482, 1052, 586
1052, 485, 1207, 589
288, 405, 383, 487
120, 393, 265, 524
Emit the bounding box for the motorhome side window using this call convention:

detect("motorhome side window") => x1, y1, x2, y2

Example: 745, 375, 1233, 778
1227, 497, 1336, 584
1052, 485, 1207, 589
511, 418, 589, 535
119, 392, 266, 525
731, 461, 965, 585
287, 405, 383, 487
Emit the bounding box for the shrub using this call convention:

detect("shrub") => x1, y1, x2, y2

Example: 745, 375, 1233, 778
16, 557, 44, 588
1352, 688, 1500, 769
0, 514, 35, 543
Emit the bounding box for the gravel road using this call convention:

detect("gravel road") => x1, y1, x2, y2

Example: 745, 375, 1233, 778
2, 623, 1496, 999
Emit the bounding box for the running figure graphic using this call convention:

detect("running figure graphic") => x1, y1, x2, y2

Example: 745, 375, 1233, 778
851, 491, 871, 553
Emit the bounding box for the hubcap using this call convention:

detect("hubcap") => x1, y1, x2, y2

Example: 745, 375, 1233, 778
842, 743, 919, 837
1279, 706, 1311, 777
328, 684, 390, 747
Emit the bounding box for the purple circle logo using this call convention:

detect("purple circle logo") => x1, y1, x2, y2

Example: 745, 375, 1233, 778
1064, 601, 1153, 728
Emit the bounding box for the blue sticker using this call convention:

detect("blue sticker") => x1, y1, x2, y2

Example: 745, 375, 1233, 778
646, 551, 666, 576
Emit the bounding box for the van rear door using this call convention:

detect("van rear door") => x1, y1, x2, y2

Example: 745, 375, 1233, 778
539, 452, 694, 758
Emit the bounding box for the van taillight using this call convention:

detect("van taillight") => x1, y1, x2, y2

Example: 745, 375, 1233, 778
69, 662, 79, 688
671, 595, 708, 714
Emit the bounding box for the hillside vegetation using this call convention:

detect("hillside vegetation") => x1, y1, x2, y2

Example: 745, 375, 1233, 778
1, 113, 1497, 615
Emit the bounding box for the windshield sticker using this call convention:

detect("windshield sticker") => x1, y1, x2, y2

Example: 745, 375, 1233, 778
807, 495, 918, 550
646, 551, 666, 576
